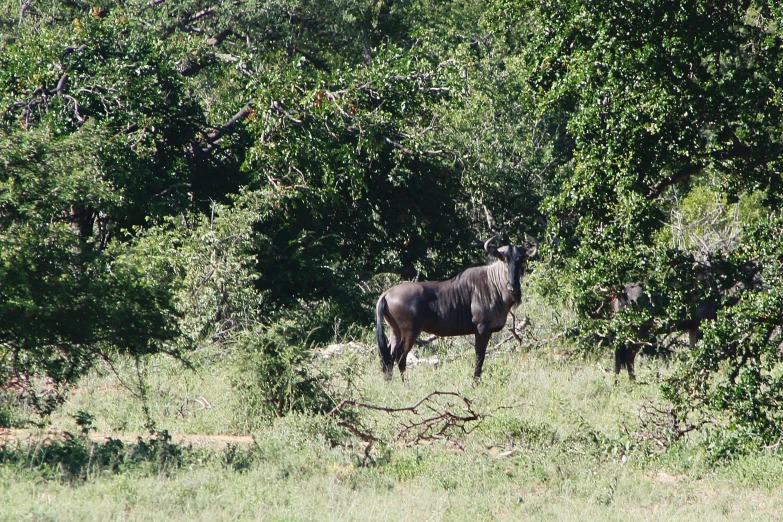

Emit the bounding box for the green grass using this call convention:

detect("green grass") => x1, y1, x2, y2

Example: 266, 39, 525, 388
3, 335, 783, 521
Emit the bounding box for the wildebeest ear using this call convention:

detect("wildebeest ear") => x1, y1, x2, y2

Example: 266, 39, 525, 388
525, 245, 538, 259
496, 246, 510, 260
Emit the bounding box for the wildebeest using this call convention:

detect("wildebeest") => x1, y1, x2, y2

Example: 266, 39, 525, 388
375, 238, 537, 381
610, 261, 762, 381
609, 283, 652, 381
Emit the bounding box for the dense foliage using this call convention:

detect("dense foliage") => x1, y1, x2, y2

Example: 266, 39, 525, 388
519, 0, 783, 445
1, 0, 782, 448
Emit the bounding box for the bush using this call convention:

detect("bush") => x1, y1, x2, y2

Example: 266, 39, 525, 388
131, 193, 267, 348
663, 214, 783, 452
0, 430, 184, 481
231, 320, 337, 428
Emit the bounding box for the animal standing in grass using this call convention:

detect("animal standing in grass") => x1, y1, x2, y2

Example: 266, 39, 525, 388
375, 238, 537, 381
608, 262, 762, 381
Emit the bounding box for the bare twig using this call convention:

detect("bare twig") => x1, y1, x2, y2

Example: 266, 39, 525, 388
336, 421, 382, 443
488, 313, 530, 354
327, 391, 509, 448
636, 401, 718, 448
510, 312, 529, 344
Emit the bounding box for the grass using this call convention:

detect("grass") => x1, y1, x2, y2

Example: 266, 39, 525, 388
3, 332, 783, 521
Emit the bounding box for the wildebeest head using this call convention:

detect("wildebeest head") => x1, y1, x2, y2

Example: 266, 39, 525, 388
484, 238, 538, 301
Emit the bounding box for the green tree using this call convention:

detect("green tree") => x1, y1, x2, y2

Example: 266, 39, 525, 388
0, 13, 212, 413
403, 0, 564, 241
241, 46, 474, 318
664, 215, 783, 451
521, 0, 783, 445
0, 127, 179, 413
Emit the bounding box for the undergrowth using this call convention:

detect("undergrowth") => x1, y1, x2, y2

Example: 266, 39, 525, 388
3, 322, 783, 521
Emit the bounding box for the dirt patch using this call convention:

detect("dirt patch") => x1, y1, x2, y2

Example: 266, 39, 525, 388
0, 428, 254, 447
651, 471, 687, 484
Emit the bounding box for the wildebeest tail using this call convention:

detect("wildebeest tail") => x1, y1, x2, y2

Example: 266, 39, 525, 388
376, 295, 393, 375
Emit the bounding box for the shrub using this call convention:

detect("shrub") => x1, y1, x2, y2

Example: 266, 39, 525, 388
663, 214, 783, 453
231, 320, 337, 427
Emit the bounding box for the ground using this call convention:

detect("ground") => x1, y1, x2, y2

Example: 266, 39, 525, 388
2, 337, 783, 521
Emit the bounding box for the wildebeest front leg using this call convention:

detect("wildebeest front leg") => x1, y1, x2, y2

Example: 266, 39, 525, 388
473, 325, 492, 382
614, 344, 639, 382
626, 344, 640, 381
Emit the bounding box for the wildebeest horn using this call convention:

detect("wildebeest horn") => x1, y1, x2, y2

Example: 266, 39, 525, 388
484, 236, 503, 259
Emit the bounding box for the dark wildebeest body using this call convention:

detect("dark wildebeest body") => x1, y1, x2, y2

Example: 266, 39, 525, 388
611, 262, 761, 381
610, 283, 653, 381
376, 240, 537, 381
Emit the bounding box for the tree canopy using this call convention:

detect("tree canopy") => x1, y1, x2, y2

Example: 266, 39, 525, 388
520, 0, 783, 447
2, 0, 783, 446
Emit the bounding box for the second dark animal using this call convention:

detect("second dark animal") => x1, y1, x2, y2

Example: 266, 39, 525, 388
610, 261, 761, 381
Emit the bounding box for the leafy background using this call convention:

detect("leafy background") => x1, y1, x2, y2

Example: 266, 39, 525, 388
1, 0, 783, 453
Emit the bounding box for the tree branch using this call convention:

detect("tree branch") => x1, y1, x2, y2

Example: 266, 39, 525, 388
207, 26, 234, 46
201, 102, 253, 152
161, 7, 217, 37
61, 94, 85, 123
19, 0, 36, 25
208, 102, 253, 142
647, 137, 756, 199
647, 163, 706, 199
271, 100, 302, 124
384, 136, 411, 155
154, 183, 192, 198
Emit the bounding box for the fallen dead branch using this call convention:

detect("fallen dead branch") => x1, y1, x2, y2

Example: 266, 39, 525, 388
634, 401, 718, 448
327, 391, 510, 450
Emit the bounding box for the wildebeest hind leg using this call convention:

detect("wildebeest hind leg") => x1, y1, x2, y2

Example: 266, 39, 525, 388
383, 329, 401, 380
396, 336, 417, 380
